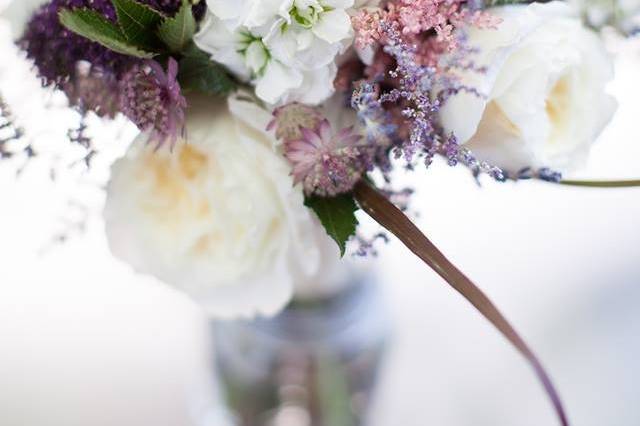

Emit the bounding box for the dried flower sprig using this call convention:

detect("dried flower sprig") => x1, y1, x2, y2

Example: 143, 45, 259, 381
0, 93, 33, 166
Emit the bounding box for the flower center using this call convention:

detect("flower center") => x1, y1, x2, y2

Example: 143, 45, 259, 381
238, 32, 270, 75
545, 75, 571, 145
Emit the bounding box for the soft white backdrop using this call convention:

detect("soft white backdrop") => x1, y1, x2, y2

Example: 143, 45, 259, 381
1, 4, 639, 426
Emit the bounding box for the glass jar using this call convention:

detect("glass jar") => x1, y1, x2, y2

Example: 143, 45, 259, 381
213, 278, 391, 426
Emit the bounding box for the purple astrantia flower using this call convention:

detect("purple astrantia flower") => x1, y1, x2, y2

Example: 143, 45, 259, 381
283, 119, 368, 197
120, 58, 187, 148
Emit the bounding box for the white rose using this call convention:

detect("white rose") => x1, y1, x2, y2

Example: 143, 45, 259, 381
104, 95, 340, 318
439, 2, 616, 172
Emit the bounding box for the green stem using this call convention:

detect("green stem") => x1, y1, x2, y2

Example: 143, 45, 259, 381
559, 179, 640, 188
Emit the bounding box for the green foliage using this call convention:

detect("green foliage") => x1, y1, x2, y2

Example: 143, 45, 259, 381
111, 0, 165, 49
60, 0, 199, 56
178, 45, 237, 95
304, 194, 359, 257
157, 0, 197, 52
58, 8, 155, 58
60, 1, 237, 98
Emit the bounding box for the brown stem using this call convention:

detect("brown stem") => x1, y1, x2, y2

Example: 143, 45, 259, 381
353, 180, 569, 426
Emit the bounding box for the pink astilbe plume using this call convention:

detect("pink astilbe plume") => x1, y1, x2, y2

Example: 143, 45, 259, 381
353, 0, 500, 52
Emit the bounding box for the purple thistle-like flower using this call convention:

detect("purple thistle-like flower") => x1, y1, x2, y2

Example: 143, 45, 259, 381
284, 120, 367, 197
119, 58, 187, 148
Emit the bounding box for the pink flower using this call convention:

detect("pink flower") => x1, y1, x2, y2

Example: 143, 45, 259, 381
284, 120, 366, 197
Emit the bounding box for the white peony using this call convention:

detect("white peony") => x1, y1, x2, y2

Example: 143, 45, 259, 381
195, 0, 355, 105
439, 1, 616, 172
104, 95, 340, 318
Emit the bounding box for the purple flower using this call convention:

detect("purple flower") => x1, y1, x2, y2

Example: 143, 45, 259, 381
21, 0, 131, 87
119, 58, 187, 148
63, 63, 121, 118
20, 0, 206, 87
268, 103, 323, 141
284, 120, 367, 197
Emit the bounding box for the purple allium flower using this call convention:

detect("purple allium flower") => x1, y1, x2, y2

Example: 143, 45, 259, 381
21, 0, 130, 87
284, 119, 367, 197
20, 0, 206, 87
119, 58, 187, 148
63, 62, 121, 118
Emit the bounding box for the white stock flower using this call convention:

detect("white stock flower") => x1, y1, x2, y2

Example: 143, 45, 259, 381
196, 0, 355, 105
439, 2, 616, 172
104, 95, 339, 318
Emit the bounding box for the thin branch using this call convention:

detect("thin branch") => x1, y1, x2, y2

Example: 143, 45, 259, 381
560, 179, 640, 188
353, 180, 569, 426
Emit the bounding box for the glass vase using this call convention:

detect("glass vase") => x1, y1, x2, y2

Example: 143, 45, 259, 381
213, 277, 391, 426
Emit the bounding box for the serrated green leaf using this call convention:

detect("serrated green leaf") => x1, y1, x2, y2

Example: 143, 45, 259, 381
111, 0, 164, 49
305, 194, 359, 257
178, 45, 236, 95
59, 8, 155, 58
157, 0, 196, 52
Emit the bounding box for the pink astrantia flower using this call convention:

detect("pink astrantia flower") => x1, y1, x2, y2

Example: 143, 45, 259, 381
284, 120, 366, 197
268, 103, 324, 141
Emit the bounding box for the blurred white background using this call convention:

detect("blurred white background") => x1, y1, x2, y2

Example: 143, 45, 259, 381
1, 2, 639, 425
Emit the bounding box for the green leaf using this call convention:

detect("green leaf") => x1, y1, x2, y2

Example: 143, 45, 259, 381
111, 0, 164, 49
157, 0, 196, 52
59, 8, 155, 58
178, 45, 236, 96
305, 193, 359, 257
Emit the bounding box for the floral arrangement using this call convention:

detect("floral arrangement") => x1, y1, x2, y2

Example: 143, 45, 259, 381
2, 0, 640, 424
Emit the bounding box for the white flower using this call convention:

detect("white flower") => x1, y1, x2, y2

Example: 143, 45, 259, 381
195, 0, 355, 105
0, 0, 47, 39
104, 95, 339, 318
439, 2, 616, 172
570, 0, 640, 31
